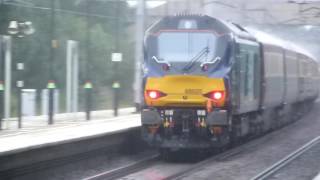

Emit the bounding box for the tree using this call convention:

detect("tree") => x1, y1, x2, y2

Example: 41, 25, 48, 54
0, 0, 136, 112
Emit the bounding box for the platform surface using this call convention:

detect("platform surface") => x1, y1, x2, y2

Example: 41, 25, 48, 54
0, 108, 141, 156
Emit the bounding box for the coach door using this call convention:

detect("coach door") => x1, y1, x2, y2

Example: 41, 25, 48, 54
236, 40, 261, 113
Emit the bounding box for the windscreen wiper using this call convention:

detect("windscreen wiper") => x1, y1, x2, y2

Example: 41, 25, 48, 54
152, 56, 171, 67
182, 46, 209, 72
200, 56, 221, 68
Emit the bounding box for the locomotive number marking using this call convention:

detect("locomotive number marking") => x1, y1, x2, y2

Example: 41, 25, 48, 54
185, 89, 202, 95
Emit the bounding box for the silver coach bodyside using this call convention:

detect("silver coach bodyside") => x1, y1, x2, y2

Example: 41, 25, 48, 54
260, 43, 286, 108
283, 49, 299, 104
288, 44, 319, 102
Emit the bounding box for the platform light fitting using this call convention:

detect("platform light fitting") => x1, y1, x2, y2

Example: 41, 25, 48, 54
23, 21, 35, 35
8, 21, 19, 35
8, 21, 35, 36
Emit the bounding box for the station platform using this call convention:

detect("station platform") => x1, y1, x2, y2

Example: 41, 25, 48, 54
1, 108, 136, 132
0, 108, 141, 156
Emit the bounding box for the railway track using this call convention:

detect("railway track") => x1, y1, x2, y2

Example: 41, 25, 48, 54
164, 134, 273, 180
250, 135, 320, 180
83, 122, 302, 180
82, 155, 159, 180
164, 122, 310, 180
165, 135, 320, 180
0, 146, 118, 179
84, 130, 279, 180
5, 119, 315, 180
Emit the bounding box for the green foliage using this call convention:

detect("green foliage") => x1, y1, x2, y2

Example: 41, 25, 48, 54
0, 0, 136, 111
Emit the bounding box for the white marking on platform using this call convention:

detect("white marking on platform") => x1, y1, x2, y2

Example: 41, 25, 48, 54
0, 114, 141, 156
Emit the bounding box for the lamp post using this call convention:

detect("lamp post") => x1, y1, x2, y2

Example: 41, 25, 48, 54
133, 0, 145, 112
7, 20, 35, 128
84, 0, 93, 120
16, 64, 23, 128
0, 37, 4, 130
111, 52, 122, 116
112, 2, 121, 117
48, 0, 56, 125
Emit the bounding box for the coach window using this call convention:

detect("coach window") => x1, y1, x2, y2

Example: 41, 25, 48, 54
245, 53, 249, 96
253, 53, 260, 98
238, 45, 247, 100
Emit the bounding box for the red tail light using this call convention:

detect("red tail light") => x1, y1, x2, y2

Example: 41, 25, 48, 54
146, 90, 167, 99
204, 91, 225, 101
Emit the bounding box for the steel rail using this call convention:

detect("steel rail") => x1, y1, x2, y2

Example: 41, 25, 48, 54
82, 154, 159, 180
251, 135, 320, 180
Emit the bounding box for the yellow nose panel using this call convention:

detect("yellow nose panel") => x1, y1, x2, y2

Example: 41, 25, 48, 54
144, 75, 225, 107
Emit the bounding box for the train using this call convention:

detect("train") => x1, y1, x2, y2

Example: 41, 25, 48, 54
140, 14, 320, 157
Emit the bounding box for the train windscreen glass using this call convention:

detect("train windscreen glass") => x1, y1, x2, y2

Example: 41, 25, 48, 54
157, 32, 217, 63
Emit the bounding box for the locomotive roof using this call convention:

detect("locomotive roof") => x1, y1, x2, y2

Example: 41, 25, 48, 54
218, 17, 316, 61
245, 27, 317, 61
146, 14, 317, 61
145, 14, 256, 41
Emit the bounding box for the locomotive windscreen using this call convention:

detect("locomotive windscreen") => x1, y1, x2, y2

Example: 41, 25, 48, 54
145, 31, 232, 76
158, 32, 217, 63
